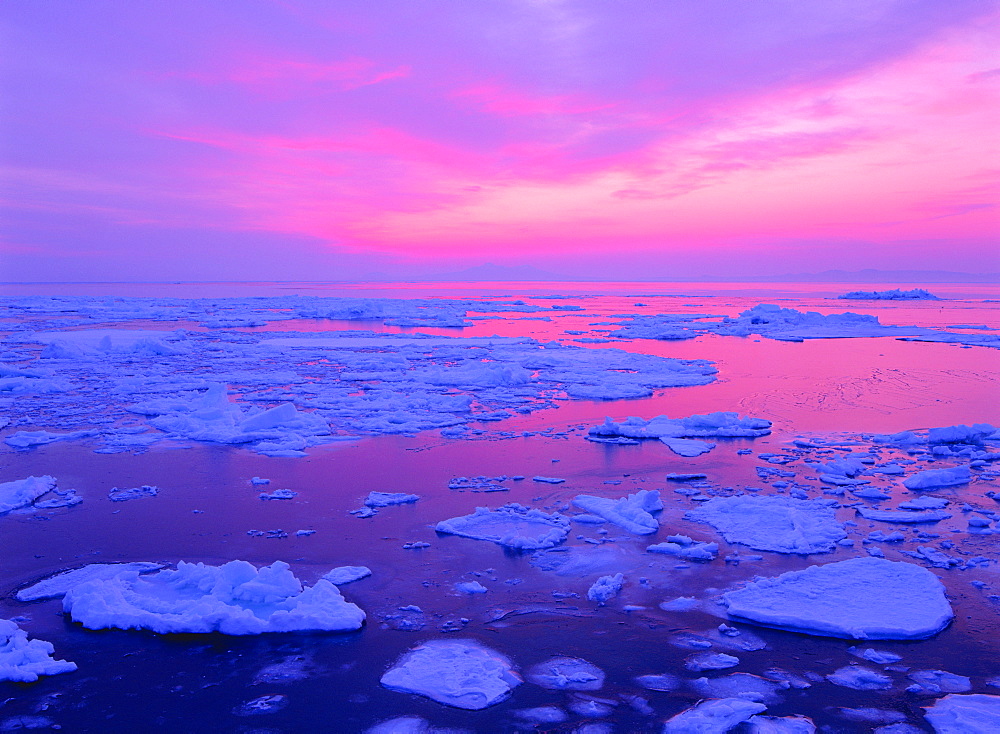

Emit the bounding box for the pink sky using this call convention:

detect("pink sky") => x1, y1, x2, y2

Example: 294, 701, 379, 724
2, 1, 998, 281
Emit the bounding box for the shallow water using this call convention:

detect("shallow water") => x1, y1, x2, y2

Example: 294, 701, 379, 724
1, 282, 998, 732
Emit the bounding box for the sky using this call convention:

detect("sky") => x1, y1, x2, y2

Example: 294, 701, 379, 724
2, 0, 998, 281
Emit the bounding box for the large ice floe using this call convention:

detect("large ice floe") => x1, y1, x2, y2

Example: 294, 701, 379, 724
723, 557, 953, 639
571, 490, 663, 534
589, 411, 771, 440
61, 561, 365, 634
686, 495, 847, 554
435, 504, 570, 549
0, 618, 77, 682
380, 639, 521, 709
922, 693, 1000, 733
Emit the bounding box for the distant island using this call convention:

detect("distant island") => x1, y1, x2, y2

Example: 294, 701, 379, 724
838, 288, 941, 301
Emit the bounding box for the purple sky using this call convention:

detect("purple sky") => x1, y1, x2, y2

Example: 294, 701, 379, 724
2, 1, 998, 281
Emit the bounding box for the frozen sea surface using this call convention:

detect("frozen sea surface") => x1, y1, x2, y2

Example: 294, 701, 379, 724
0, 281, 998, 731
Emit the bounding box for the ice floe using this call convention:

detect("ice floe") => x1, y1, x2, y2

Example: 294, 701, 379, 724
571, 490, 662, 534
723, 557, 953, 639
590, 411, 771, 440
662, 697, 767, 733
322, 566, 372, 585
0, 618, 77, 682
527, 657, 604, 690
62, 560, 365, 634
647, 535, 719, 561
826, 665, 893, 690
686, 495, 846, 554
380, 639, 520, 709
0, 475, 79, 514
587, 573, 624, 604
922, 693, 1000, 733
435, 504, 570, 549
903, 466, 971, 490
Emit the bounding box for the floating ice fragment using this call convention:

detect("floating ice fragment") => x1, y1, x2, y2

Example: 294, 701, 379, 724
826, 665, 893, 690
647, 535, 719, 561
839, 288, 940, 300
532, 476, 565, 484
322, 566, 371, 585
571, 490, 662, 534
0, 475, 58, 515
435, 504, 570, 550
63, 560, 365, 634
723, 557, 953, 639
5, 429, 97, 449
662, 697, 767, 733
635, 673, 679, 691
259, 488, 297, 500
513, 706, 568, 724
689, 673, 785, 703
687, 495, 846, 554
685, 652, 740, 671
365, 491, 420, 507
849, 647, 903, 665
0, 618, 77, 682
903, 466, 971, 490
922, 693, 1000, 733
590, 411, 771, 439
587, 573, 624, 604
380, 639, 520, 709
454, 581, 488, 595
907, 670, 971, 695
108, 485, 158, 502
857, 508, 952, 524
527, 657, 604, 690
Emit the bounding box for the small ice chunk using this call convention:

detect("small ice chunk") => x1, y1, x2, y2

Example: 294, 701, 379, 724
380, 639, 521, 710
513, 706, 567, 724
689, 673, 785, 703
455, 581, 488, 594
660, 596, 700, 611
647, 536, 719, 561
365, 492, 420, 508
849, 647, 903, 665
685, 652, 740, 671
587, 573, 624, 604
251, 477, 271, 485
826, 665, 893, 690
17, 562, 165, 601
0, 618, 77, 682
259, 488, 297, 500
571, 489, 663, 534
435, 504, 570, 550
903, 466, 971, 490
591, 411, 771, 439
532, 476, 565, 484
527, 657, 604, 690
63, 560, 365, 634
687, 495, 846, 554
907, 669, 972, 694
662, 697, 767, 733
108, 485, 158, 502
898, 496, 949, 510
723, 557, 953, 639
322, 566, 372, 585
922, 693, 1000, 733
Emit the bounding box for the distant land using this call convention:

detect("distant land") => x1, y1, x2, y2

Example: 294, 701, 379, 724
373, 264, 1000, 284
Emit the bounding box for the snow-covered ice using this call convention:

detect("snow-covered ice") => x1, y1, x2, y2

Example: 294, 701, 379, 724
435, 504, 570, 549
17, 562, 165, 601
903, 466, 971, 490
590, 411, 771, 439
647, 535, 719, 561
380, 639, 521, 709
0, 618, 77, 683
922, 694, 1000, 733
838, 288, 940, 300
365, 491, 420, 507
571, 490, 662, 534
687, 495, 847, 554
527, 657, 605, 690
662, 697, 767, 733
826, 665, 893, 690
587, 573, 624, 604
322, 566, 372, 585
0, 475, 58, 514
723, 557, 953, 639
62, 560, 366, 634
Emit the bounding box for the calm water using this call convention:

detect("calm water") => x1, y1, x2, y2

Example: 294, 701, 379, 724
1, 282, 998, 732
